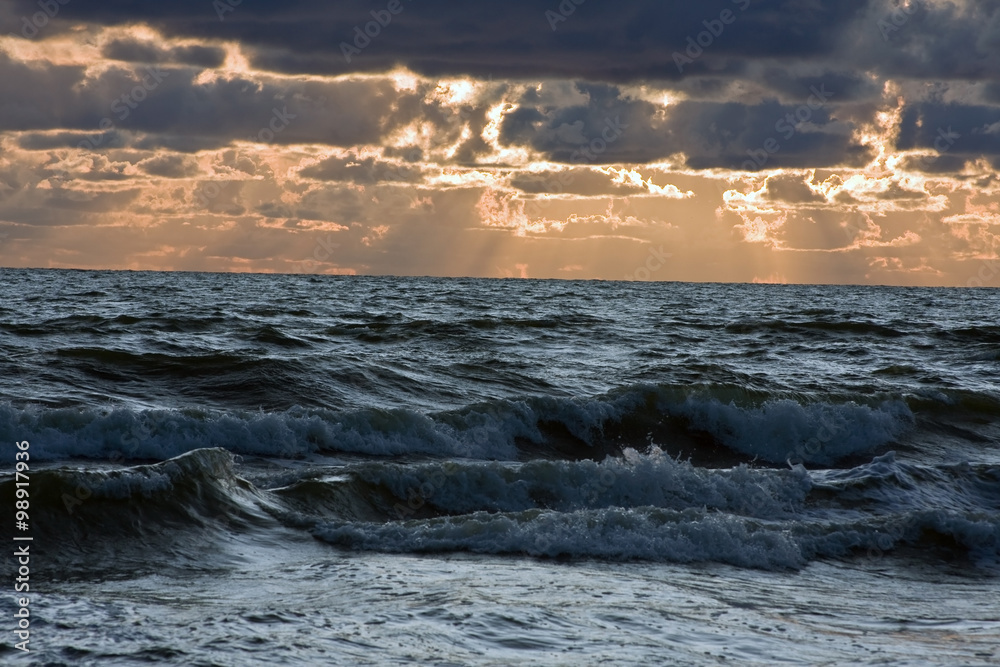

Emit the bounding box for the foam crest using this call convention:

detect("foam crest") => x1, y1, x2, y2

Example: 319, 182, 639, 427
348, 447, 812, 517
0, 384, 917, 465
664, 394, 913, 465
314, 507, 809, 570
313, 505, 1000, 570
0, 404, 521, 462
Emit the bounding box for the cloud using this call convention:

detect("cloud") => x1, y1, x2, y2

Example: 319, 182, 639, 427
102, 39, 226, 68
139, 154, 200, 178
0, 0, 998, 284
298, 153, 423, 184
765, 174, 826, 203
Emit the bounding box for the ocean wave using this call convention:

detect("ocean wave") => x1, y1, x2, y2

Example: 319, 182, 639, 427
0, 383, 919, 465
0, 449, 272, 548
320, 313, 610, 344
308, 451, 1000, 568
724, 319, 906, 338
278, 449, 1000, 530
312, 506, 1000, 570
53, 347, 302, 378
5, 448, 997, 574
316, 507, 809, 569
904, 388, 1000, 419
936, 325, 1000, 344
809, 452, 1000, 513
320, 447, 812, 519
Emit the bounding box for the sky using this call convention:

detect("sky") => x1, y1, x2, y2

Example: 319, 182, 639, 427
0, 0, 999, 285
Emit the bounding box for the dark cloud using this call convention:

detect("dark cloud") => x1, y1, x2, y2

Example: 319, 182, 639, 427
0, 4, 994, 210
896, 103, 1000, 157
876, 183, 927, 201
850, 0, 1000, 81
4, 0, 995, 84
899, 154, 968, 174
499, 81, 870, 169
103, 39, 227, 68
139, 154, 200, 178
510, 169, 647, 196
2, 2, 997, 174
16, 131, 118, 150
765, 174, 825, 203
0, 53, 411, 151
10, 0, 741, 79
759, 70, 881, 104
298, 153, 423, 184
43, 188, 141, 211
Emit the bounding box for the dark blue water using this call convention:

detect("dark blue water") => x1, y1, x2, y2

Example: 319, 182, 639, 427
2, 269, 999, 665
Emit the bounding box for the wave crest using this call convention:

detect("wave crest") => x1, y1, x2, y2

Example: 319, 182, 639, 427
0, 383, 917, 465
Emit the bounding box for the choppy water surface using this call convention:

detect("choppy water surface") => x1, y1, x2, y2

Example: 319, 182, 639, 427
1, 269, 998, 665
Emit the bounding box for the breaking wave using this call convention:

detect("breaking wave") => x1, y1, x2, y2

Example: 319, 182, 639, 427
0, 383, 920, 466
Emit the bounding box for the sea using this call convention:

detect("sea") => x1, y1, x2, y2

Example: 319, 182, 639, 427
1, 269, 999, 665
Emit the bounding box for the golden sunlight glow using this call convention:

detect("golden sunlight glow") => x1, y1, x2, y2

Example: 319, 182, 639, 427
476, 188, 566, 236
431, 79, 477, 106
603, 167, 693, 198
